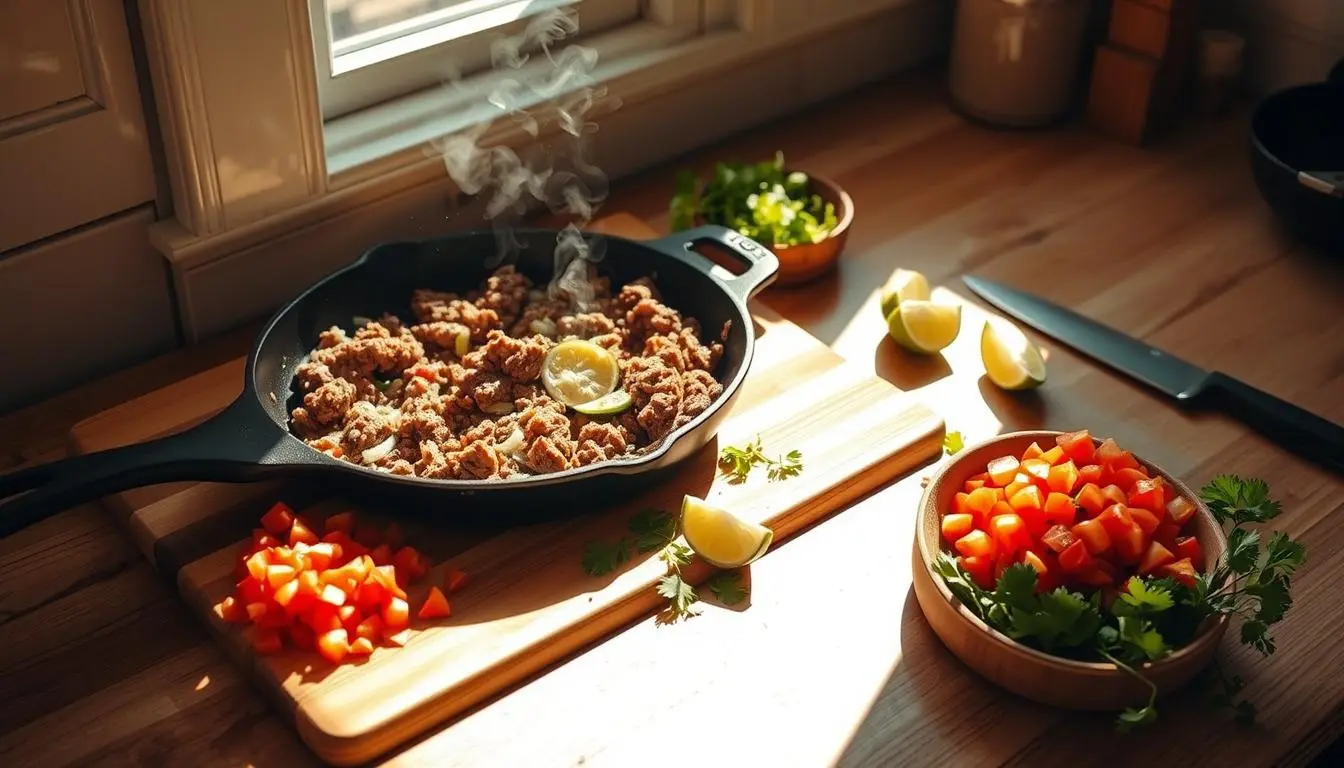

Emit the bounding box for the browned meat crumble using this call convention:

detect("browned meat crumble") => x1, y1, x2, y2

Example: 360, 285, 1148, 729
289, 266, 728, 479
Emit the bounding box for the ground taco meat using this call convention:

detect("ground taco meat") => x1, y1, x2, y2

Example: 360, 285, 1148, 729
289, 265, 729, 479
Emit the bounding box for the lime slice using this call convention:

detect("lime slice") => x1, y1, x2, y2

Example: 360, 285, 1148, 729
542, 339, 621, 407
981, 318, 1047, 390
886, 300, 962, 354
573, 389, 633, 416
680, 495, 773, 569
878, 269, 932, 319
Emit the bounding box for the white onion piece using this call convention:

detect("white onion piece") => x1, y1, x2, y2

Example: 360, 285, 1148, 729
361, 435, 397, 464
496, 427, 526, 455
530, 318, 558, 337
482, 402, 515, 415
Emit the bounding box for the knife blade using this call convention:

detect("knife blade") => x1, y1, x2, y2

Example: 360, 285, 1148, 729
963, 275, 1344, 474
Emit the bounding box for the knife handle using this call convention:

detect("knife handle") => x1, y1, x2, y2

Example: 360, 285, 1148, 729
1197, 372, 1344, 474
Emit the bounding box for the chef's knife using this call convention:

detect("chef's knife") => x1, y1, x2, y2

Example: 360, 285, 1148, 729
962, 275, 1344, 474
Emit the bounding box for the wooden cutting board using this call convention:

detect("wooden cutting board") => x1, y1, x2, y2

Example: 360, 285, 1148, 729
68, 214, 945, 766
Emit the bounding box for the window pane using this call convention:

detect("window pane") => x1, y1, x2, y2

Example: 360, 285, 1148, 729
326, 0, 562, 57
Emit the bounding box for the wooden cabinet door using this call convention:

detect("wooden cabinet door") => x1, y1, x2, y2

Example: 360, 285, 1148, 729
0, 0, 157, 252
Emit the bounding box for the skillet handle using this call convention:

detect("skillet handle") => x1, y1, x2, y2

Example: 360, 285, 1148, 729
652, 225, 780, 302
0, 395, 289, 538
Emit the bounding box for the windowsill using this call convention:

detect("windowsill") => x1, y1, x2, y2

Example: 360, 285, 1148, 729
149, 0, 935, 271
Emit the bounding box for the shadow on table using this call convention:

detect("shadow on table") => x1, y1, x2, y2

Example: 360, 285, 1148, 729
977, 374, 1047, 432
873, 339, 953, 392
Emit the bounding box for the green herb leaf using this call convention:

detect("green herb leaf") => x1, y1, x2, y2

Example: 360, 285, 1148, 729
1239, 619, 1273, 655
943, 431, 965, 456
1259, 531, 1306, 579
1116, 704, 1158, 733
994, 563, 1041, 612
706, 570, 748, 605
1247, 575, 1292, 626
1113, 577, 1175, 617
1200, 475, 1282, 525
629, 509, 677, 553
1117, 616, 1170, 662
719, 435, 802, 483
581, 538, 631, 576
659, 541, 695, 569
655, 572, 699, 618
1226, 527, 1261, 574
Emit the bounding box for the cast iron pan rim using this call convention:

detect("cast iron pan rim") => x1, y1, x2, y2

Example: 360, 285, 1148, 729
1248, 66, 1344, 191
242, 227, 760, 490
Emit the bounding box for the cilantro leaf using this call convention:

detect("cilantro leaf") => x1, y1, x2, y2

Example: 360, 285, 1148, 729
993, 563, 1041, 612
943, 431, 964, 456
581, 538, 631, 576
659, 541, 695, 569
629, 509, 676, 553
1113, 577, 1175, 617
655, 573, 699, 619
933, 552, 989, 623
1259, 531, 1306, 579
1200, 474, 1281, 525
1010, 589, 1102, 652
1116, 704, 1158, 733
1117, 616, 1169, 662
1240, 619, 1273, 655
1247, 575, 1292, 626
706, 570, 748, 605
1225, 527, 1261, 574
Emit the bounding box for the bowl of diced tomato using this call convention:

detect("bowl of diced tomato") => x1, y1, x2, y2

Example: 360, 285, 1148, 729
911, 429, 1229, 712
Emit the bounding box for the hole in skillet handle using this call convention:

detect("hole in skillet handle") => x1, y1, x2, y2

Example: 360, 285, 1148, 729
648, 225, 780, 303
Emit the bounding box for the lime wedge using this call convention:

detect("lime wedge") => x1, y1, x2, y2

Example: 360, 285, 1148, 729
981, 318, 1047, 390
886, 300, 962, 354
878, 269, 931, 319
542, 340, 621, 407
573, 389, 633, 415
680, 495, 773, 569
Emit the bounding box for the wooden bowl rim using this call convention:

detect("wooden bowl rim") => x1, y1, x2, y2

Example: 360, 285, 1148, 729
690, 168, 854, 248
916, 429, 1230, 677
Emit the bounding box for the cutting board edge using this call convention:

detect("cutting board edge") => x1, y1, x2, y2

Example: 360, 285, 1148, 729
289, 404, 946, 768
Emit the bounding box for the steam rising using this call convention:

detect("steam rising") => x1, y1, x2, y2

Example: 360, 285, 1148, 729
432, 8, 611, 312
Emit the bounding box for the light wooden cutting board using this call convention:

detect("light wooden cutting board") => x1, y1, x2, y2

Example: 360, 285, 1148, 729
68, 213, 945, 766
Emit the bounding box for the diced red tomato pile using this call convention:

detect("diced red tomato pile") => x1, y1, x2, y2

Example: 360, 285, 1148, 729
212, 502, 468, 664
942, 430, 1204, 595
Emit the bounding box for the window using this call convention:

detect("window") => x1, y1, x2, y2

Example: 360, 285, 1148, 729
310, 0, 678, 120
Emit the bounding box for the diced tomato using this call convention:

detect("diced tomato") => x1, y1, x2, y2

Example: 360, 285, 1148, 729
349, 637, 376, 657
1056, 430, 1095, 463
319, 584, 347, 607
1070, 518, 1112, 556
1095, 438, 1124, 466
1057, 539, 1093, 574
1129, 507, 1161, 537
353, 523, 385, 550
1152, 521, 1181, 550
964, 488, 999, 523
443, 568, 469, 593
1008, 485, 1044, 514
959, 555, 995, 590
215, 596, 248, 623
237, 576, 269, 605
1077, 464, 1103, 486
964, 478, 986, 493
1175, 536, 1204, 570
955, 530, 997, 560
383, 596, 411, 630
392, 546, 430, 583
1020, 550, 1049, 577
1138, 541, 1175, 574
1162, 558, 1198, 588
1075, 563, 1116, 587
355, 614, 385, 643
1043, 492, 1077, 527
304, 542, 339, 571
993, 551, 1014, 583
941, 513, 975, 544
1041, 524, 1077, 554
266, 564, 297, 590
1022, 504, 1051, 539
987, 455, 1020, 486
317, 628, 351, 664
369, 543, 393, 567
386, 629, 412, 647
325, 511, 356, 535
1021, 442, 1044, 461
251, 529, 282, 551
1074, 483, 1106, 518
260, 502, 295, 536
306, 603, 342, 634
1111, 467, 1149, 493
252, 628, 284, 655
1040, 446, 1066, 465
1004, 473, 1031, 501
1098, 505, 1145, 563
1021, 458, 1051, 483
418, 586, 452, 620
289, 519, 320, 547
990, 514, 1031, 556
1100, 484, 1127, 508
353, 581, 386, 614
272, 578, 301, 608
1046, 461, 1080, 495
244, 551, 270, 582
1128, 477, 1166, 513
1166, 496, 1197, 527
950, 491, 971, 517
372, 565, 408, 600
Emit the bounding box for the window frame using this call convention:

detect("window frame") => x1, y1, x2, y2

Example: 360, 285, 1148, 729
308, 0, 684, 120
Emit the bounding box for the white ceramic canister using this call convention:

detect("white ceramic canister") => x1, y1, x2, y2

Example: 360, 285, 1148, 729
948, 0, 1090, 127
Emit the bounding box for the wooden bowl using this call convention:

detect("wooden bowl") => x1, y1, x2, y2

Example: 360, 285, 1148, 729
911, 430, 1229, 711
694, 172, 853, 287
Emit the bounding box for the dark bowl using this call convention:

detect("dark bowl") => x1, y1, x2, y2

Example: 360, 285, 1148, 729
1249, 59, 1344, 252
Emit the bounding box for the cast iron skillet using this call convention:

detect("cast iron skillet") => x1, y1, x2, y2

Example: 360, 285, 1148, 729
1250, 58, 1344, 252
0, 225, 778, 537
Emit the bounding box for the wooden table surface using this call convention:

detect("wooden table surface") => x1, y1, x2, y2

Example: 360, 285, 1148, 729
3, 71, 1343, 767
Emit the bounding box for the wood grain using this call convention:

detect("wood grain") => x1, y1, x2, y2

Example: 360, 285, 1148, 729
3, 70, 1344, 768
64, 215, 943, 765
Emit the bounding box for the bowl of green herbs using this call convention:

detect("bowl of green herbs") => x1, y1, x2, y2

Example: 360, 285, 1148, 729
668, 152, 852, 286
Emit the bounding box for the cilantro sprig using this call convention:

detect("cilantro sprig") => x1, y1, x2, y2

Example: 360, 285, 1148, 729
669, 151, 838, 247
581, 509, 702, 622
933, 475, 1305, 732
718, 435, 803, 484
943, 431, 965, 456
